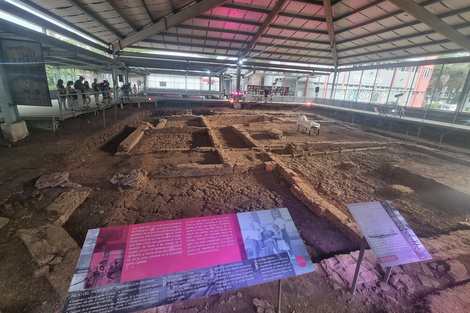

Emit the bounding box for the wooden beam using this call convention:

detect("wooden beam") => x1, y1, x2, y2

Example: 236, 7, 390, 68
116, 0, 229, 50
387, 0, 470, 52
240, 0, 288, 58
323, 0, 338, 67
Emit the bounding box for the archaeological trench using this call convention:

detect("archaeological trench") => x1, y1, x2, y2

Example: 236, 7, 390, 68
1, 105, 470, 313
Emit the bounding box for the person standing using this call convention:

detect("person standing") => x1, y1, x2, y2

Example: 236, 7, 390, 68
56, 79, 67, 110
66, 81, 77, 110
264, 89, 269, 102
101, 80, 110, 104
92, 78, 101, 105
133, 84, 137, 96
83, 81, 92, 108
74, 76, 87, 107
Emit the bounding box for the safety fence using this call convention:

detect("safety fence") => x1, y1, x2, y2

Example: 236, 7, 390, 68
313, 99, 470, 128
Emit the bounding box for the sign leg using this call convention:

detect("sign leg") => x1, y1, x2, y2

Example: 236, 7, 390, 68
383, 266, 393, 284
350, 236, 366, 295
278, 279, 282, 313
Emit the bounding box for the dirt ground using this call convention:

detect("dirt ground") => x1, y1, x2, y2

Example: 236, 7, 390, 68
0, 104, 469, 313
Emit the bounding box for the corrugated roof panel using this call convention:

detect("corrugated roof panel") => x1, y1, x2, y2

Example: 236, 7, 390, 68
192, 29, 208, 37
424, 2, 455, 15
360, 22, 388, 34
230, 42, 245, 49
277, 29, 297, 38
151, 42, 165, 49
233, 34, 250, 41
162, 35, 178, 41
143, 1, 172, 20
176, 28, 193, 36
296, 2, 324, 16
439, 42, 461, 50
283, 2, 308, 14
302, 20, 325, 29
303, 33, 328, 41
333, 1, 358, 17
238, 24, 257, 32
375, 1, 400, 14
425, 33, 447, 41
265, 28, 283, 36
219, 32, 235, 40
459, 25, 470, 35
273, 15, 293, 25
442, 15, 470, 26
441, 0, 470, 10
191, 18, 210, 27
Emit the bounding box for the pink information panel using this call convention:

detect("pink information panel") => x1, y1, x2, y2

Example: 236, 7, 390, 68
63, 208, 315, 313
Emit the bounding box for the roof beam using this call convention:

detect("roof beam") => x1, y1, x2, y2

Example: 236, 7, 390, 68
387, 0, 470, 52
323, 0, 338, 68
334, 0, 387, 22
335, 0, 441, 35
140, 0, 154, 23
143, 36, 331, 54
263, 34, 330, 46
167, 0, 175, 13
11, 0, 107, 45
338, 55, 470, 70
336, 6, 470, 45
340, 38, 459, 60
119, 51, 334, 71
240, 0, 288, 58
104, 0, 137, 32
221, 4, 325, 22
337, 22, 469, 55
0, 1, 111, 54
269, 24, 328, 35
66, 0, 122, 39
0, 18, 123, 67
115, 0, 230, 50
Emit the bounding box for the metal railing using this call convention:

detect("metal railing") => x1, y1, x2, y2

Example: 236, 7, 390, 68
314, 99, 470, 128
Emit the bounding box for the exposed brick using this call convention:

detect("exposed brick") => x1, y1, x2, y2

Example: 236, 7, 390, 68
117, 124, 148, 154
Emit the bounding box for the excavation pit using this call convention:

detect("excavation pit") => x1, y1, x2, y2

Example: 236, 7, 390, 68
131, 128, 212, 152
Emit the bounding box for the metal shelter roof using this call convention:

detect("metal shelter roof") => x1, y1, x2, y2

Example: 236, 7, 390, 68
1, 0, 470, 74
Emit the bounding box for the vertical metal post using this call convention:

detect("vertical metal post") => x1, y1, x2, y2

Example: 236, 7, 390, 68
430, 64, 444, 106
383, 266, 393, 284
455, 68, 470, 113
208, 72, 212, 97
329, 70, 337, 100
236, 62, 242, 92
219, 73, 223, 98
350, 236, 366, 295
343, 71, 351, 102
278, 279, 282, 313
369, 69, 379, 103
405, 66, 419, 107
385, 67, 398, 105
356, 70, 364, 103
366, 69, 379, 111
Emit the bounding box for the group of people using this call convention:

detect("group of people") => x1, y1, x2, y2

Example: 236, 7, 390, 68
56, 76, 139, 111
84, 257, 123, 288
244, 218, 293, 259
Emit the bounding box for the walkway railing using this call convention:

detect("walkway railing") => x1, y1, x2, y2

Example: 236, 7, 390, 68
314, 98, 470, 128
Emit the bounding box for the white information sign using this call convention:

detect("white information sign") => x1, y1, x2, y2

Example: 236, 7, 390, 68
347, 201, 431, 268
